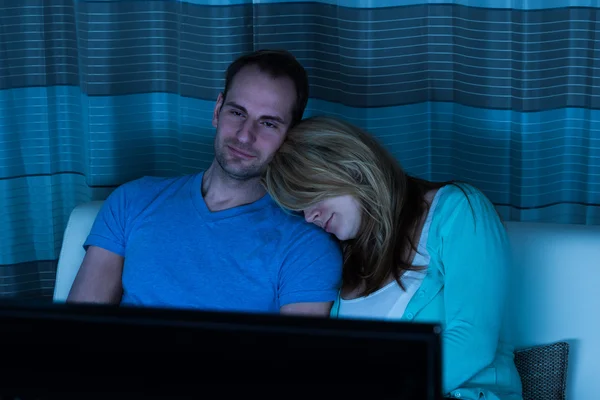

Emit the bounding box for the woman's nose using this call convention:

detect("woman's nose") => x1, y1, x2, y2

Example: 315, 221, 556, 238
304, 207, 320, 223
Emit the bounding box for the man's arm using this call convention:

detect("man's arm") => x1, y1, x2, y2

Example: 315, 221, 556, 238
67, 178, 141, 305
277, 222, 343, 317
280, 301, 333, 317
66, 246, 124, 305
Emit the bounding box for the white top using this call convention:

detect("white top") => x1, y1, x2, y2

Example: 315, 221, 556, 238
336, 187, 445, 320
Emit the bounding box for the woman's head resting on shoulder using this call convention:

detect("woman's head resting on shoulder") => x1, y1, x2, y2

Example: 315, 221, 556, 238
262, 115, 444, 295
263, 115, 457, 295
263, 116, 404, 241
263, 114, 414, 252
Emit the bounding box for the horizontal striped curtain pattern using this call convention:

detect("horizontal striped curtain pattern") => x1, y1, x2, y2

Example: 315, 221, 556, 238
0, 0, 598, 297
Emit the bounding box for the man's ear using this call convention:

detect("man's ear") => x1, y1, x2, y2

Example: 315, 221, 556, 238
212, 92, 224, 128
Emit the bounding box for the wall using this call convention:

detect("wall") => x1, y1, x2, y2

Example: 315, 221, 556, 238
505, 221, 600, 400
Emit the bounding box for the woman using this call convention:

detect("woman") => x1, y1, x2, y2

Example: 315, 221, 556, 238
262, 116, 523, 400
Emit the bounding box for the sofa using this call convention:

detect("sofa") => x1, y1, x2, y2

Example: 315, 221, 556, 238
54, 201, 600, 399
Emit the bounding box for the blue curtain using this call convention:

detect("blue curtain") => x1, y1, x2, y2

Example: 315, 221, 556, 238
1, 0, 599, 298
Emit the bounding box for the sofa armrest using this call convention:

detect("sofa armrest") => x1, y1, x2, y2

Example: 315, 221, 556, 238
53, 201, 104, 302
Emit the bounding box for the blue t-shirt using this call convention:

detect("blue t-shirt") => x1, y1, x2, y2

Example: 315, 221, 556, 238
83, 172, 343, 313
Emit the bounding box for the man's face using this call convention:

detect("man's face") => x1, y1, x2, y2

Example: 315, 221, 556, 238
212, 65, 297, 181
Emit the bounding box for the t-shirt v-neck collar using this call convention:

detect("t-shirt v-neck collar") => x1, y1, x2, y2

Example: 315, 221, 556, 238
190, 172, 273, 222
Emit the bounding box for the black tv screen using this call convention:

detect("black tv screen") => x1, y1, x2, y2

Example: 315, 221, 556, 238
0, 301, 442, 400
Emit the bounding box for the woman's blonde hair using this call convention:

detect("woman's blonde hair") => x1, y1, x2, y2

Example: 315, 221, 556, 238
263, 116, 450, 296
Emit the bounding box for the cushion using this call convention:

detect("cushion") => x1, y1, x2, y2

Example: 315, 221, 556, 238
514, 341, 569, 400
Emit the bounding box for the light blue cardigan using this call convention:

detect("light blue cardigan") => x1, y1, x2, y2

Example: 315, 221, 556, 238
330, 184, 523, 400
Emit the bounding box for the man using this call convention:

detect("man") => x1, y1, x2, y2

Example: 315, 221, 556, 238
67, 50, 343, 316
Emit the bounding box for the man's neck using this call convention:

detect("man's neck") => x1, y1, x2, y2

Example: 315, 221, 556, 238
201, 162, 266, 212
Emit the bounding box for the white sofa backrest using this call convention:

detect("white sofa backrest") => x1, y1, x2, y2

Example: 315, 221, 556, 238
53, 201, 103, 302
54, 202, 600, 399
504, 220, 600, 400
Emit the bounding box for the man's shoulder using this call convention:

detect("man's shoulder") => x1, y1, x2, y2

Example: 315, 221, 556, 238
103, 173, 199, 213
263, 199, 340, 247
118, 173, 197, 194
263, 198, 313, 229
111, 173, 196, 201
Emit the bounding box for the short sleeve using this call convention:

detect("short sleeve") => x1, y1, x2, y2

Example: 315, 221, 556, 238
83, 182, 133, 257
277, 227, 343, 307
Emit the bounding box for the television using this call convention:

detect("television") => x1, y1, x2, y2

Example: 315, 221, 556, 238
0, 301, 442, 400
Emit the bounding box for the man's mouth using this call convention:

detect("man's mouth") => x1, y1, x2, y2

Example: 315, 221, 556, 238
228, 145, 255, 159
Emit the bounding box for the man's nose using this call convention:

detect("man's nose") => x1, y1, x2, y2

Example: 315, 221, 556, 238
236, 119, 256, 143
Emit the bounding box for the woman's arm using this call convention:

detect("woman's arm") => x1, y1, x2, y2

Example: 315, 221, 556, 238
438, 185, 510, 393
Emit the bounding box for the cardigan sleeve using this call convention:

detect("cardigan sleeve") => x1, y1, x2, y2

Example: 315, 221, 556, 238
436, 184, 510, 394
